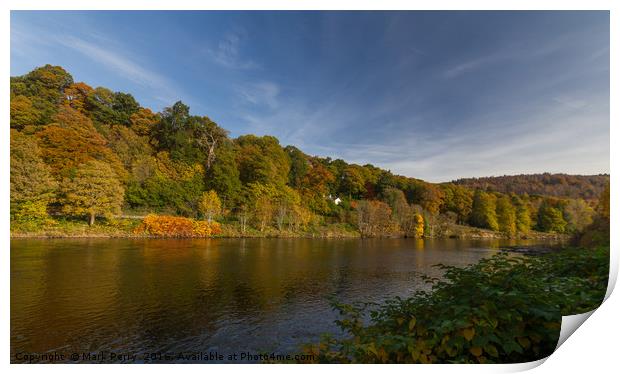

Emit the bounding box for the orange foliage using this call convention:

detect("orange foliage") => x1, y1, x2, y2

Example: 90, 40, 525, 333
63, 82, 93, 113
134, 214, 222, 237
35, 106, 127, 179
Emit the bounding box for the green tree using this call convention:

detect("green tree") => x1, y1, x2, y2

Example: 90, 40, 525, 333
10, 64, 74, 126
340, 165, 367, 199
469, 190, 499, 231
61, 160, 125, 225
235, 135, 290, 186
205, 140, 241, 207
286, 145, 310, 188
537, 201, 567, 233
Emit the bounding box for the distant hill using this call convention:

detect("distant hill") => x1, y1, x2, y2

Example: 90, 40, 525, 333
452, 173, 609, 200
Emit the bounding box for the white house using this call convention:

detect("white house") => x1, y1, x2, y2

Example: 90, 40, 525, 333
327, 194, 342, 205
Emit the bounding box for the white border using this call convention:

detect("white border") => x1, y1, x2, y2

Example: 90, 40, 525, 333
2, 1, 617, 373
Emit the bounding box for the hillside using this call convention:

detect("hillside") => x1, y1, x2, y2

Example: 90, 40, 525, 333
452, 173, 609, 200
10, 65, 609, 238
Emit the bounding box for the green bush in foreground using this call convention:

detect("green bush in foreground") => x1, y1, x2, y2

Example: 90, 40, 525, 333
300, 247, 608, 363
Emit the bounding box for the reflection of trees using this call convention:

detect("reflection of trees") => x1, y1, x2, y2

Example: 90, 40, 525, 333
12, 238, 509, 361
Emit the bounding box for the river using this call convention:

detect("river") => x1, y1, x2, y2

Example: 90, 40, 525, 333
11, 238, 547, 363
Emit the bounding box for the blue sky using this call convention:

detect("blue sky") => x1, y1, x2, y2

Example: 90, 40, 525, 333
11, 11, 609, 182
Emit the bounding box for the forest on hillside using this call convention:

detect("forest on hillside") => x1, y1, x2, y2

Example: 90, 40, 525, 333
453, 174, 609, 200
10, 65, 609, 238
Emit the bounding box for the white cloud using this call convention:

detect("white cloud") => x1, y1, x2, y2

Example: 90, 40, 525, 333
236, 82, 280, 110
56, 36, 185, 105
207, 31, 258, 70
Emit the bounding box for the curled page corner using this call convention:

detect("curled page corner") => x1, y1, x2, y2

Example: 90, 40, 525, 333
555, 310, 596, 350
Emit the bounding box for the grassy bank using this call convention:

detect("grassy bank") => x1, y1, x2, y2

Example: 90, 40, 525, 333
10, 218, 362, 239
10, 217, 567, 240
296, 245, 608, 363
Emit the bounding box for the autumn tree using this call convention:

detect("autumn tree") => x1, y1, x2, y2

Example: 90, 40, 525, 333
10, 64, 74, 126
401, 206, 425, 238
563, 199, 594, 233
61, 160, 125, 225
10, 131, 58, 221
496, 196, 516, 236
274, 186, 302, 231
35, 106, 127, 179
441, 184, 473, 224
63, 82, 94, 114
381, 187, 409, 229
340, 165, 367, 199
130, 107, 160, 136
199, 190, 222, 222
299, 161, 336, 214
106, 125, 153, 170
515, 203, 532, 234
597, 183, 610, 221
246, 183, 279, 231
10, 95, 39, 129
418, 183, 445, 215
356, 200, 395, 237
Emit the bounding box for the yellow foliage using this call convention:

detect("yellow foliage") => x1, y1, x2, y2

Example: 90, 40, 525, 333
134, 214, 221, 237
469, 346, 482, 357
413, 214, 425, 238
462, 327, 475, 341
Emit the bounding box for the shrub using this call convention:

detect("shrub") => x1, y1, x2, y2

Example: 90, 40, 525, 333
134, 214, 221, 237
300, 246, 608, 363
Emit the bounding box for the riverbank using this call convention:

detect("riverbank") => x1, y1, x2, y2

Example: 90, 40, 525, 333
9, 218, 362, 239
299, 244, 609, 363
10, 217, 567, 240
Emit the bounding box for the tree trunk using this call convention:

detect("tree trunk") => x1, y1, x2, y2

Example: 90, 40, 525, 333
89, 212, 95, 226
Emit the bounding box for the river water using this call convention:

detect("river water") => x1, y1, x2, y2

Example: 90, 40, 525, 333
11, 238, 544, 363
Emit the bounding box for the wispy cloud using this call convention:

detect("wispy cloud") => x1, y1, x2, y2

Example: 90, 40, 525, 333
552, 96, 588, 110
12, 24, 186, 106
207, 31, 258, 70
57, 36, 171, 91
443, 56, 497, 79
236, 81, 280, 110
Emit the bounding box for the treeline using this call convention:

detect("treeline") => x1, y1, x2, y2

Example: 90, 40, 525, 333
453, 173, 609, 201
10, 65, 608, 237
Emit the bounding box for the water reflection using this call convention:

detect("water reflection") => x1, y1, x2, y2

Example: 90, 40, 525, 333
11, 238, 549, 363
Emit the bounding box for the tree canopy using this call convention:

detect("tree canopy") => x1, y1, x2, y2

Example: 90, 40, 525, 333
10, 65, 607, 237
